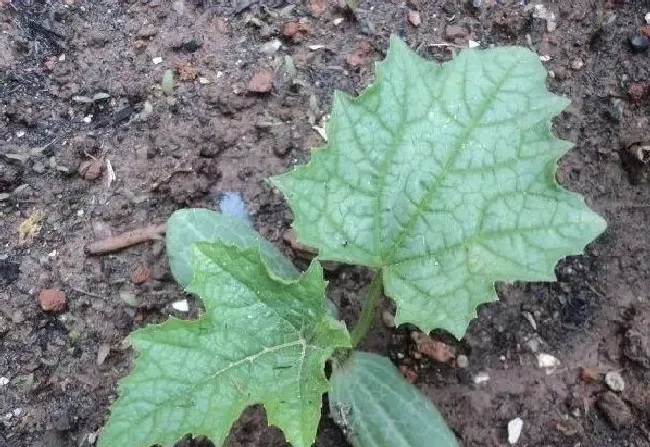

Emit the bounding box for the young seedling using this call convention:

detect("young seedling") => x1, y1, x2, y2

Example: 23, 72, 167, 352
99, 36, 606, 447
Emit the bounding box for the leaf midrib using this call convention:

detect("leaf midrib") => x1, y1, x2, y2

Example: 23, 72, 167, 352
381, 55, 520, 267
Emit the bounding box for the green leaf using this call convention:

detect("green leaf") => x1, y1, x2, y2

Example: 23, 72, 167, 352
167, 208, 300, 288
329, 352, 459, 447
99, 241, 350, 447
271, 36, 606, 338
167, 208, 338, 319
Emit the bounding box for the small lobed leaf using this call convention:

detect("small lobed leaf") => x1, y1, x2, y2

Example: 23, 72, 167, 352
99, 231, 350, 447
167, 208, 299, 288
329, 351, 459, 447
272, 36, 607, 338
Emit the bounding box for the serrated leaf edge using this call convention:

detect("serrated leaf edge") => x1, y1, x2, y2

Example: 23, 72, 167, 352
271, 35, 607, 339
99, 241, 349, 447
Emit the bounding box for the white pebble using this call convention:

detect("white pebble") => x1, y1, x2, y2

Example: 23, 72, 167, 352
508, 417, 523, 444
537, 353, 561, 374
381, 310, 395, 328
152, 56, 163, 65
605, 371, 625, 392
0, 377, 8, 386
472, 371, 490, 384
645, 12, 650, 24
172, 299, 189, 312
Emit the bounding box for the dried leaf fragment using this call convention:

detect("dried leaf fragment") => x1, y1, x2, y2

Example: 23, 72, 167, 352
19, 210, 44, 243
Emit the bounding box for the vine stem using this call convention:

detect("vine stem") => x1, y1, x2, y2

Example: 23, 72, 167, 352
349, 270, 383, 347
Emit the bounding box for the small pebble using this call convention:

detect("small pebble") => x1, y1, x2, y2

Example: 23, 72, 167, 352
248, 71, 274, 93
152, 56, 163, 64
32, 161, 46, 174
39, 288, 66, 312
412, 332, 455, 363
605, 371, 625, 392
537, 353, 561, 373
381, 310, 395, 328
456, 354, 469, 369
283, 22, 300, 38
0, 377, 8, 386
172, 299, 189, 312
508, 417, 523, 444
570, 58, 584, 70
96, 344, 111, 366
130, 265, 151, 285
473, 371, 490, 384
260, 39, 282, 55
472, 0, 483, 7
407, 10, 421, 27
79, 158, 104, 180
628, 33, 649, 53
645, 12, 650, 24
399, 365, 418, 384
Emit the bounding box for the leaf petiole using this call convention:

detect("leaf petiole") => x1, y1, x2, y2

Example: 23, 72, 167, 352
349, 270, 383, 347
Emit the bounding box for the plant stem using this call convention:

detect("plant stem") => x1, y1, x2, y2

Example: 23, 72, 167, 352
349, 270, 383, 347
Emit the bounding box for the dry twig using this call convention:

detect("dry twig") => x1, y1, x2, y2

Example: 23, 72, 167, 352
86, 223, 167, 255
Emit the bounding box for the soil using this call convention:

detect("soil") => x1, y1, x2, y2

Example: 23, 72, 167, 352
1, 1, 650, 446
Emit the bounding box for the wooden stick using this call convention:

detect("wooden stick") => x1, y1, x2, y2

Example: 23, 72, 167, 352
86, 223, 167, 255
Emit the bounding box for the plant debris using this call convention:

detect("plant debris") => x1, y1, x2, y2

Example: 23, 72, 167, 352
86, 224, 167, 255
18, 210, 44, 244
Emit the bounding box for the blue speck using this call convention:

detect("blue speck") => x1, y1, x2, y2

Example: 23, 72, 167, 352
217, 191, 252, 227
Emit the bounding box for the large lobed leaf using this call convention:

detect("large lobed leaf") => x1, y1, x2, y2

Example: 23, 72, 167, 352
99, 211, 350, 447
272, 36, 607, 338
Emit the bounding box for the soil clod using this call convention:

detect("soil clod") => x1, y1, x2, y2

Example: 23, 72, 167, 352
38, 289, 66, 312
597, 392, 633, 430
248, 71, 274, 93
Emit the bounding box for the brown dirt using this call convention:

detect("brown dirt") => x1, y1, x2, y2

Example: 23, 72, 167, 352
1, 1, 650, 446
